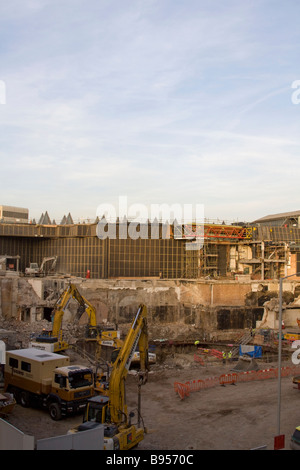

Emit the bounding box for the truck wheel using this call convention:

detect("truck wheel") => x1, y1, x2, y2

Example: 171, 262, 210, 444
20, 391, 30, 407
9, 387, 20, 404
49, 402, 62, 421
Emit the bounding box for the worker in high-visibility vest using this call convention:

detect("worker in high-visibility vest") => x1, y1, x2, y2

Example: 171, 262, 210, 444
228, 350, 232, 362
194, 340, 200, 346
222, 351, 226, 364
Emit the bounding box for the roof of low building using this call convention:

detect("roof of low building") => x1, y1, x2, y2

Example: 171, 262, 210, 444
253, 210, 300, 223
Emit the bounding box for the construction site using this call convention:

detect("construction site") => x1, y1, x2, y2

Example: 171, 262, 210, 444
2, 206, 300, 451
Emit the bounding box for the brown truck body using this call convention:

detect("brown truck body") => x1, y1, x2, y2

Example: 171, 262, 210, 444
4, 348, 94, 420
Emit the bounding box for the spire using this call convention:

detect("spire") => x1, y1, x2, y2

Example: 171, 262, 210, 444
66, 212, 74, 224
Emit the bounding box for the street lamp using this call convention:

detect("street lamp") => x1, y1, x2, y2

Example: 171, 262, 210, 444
277, 272, 300, 437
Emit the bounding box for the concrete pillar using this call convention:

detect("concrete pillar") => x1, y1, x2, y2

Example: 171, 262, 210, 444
30, 307, 37, 322
11, 278, 18, 318
261, 241, 264, 281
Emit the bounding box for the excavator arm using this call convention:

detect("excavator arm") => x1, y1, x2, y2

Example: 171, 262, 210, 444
51, 283, 98, 339
68, 304, 149, 450
39, 256, 57, 275
71, 288, 98, 337
51, 285, 73, 338
33, 283, 120, 355
108, 304, 149, 425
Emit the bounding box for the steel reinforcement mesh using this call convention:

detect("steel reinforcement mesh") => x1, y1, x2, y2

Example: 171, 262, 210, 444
3, 222, 299, 279
0, 235, 199, 279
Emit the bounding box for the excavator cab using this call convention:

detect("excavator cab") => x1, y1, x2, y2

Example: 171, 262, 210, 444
84, 395, 110, 423
85, 324, 99, 339
78, 396, 113, 432
34, 329, 58, 344
75, 395, 140, 450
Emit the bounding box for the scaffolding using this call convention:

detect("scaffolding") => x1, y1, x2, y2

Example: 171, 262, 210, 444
174, 223, 252, 240
237, 241, 289, 280
199, 243, 219, 277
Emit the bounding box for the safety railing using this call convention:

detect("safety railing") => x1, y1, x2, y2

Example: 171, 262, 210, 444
174, 364, 300, 400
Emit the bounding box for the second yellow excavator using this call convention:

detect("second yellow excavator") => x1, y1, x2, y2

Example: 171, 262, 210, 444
68, 304, 149, 450
30, 283, 119, 353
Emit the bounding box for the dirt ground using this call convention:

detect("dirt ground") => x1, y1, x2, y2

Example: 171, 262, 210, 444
2, 352, 300, 451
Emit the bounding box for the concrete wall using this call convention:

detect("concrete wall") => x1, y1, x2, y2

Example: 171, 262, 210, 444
73, 279, 263, 338
36, 425, 104, 450
0, 417, 103, 450
0, 278, 18, 318
0, 418, 35, 450
2, 276, 300, 341
289, 254, 300, 280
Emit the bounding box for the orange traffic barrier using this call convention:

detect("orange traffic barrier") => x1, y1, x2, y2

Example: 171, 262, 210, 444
203, 376, 219, 388
194, 349, 223, 361
185, 379, 204, 392
219, 373, 238, 386
174, 364, 300, 399
258, 368, 277, 380
237, 370, 258, 382
174, 382, 189, 400
194, 354, 205, 365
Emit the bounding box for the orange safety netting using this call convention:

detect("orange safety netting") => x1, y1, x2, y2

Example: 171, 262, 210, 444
194, 349, 224, 361
174, 364, 300, 400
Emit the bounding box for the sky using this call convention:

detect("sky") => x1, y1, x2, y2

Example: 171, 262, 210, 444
1, 0, 300, 224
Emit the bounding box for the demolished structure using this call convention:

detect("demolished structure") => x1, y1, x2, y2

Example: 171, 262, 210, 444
0, 207, 300, 347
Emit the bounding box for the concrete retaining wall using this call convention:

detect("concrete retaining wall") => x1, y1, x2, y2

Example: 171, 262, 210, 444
1, 277, 300, 341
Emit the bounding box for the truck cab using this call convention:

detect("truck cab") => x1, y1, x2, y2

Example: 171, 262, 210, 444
49, 365, 94, 419
53, 365, 94, 395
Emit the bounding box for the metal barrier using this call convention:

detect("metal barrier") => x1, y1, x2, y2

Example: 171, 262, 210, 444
237, 370, 259, 382
174, 382, 190, 400
194, 354, 205, 365
219, 373, 238, 386
174, 365, 300, 399
194, 349, 223, 362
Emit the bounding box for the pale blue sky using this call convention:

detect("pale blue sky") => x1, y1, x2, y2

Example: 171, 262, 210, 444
1, 0, 300, 223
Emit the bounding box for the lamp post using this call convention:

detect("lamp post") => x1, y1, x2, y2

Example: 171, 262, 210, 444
277, 272, 300, 436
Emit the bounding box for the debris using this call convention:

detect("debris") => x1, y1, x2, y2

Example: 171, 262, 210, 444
0, 392, 16, 416
231, 356, 260, 372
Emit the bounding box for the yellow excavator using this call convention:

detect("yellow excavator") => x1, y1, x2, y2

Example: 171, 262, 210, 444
69, 304, 149, 450
30, 283, 119, 353
93, 334, 124, 396
93, 329, 156, 396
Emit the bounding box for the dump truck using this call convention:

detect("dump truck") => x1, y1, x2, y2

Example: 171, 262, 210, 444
4, 348, 94, 420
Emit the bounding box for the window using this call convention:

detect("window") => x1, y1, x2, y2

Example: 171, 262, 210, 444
68, 371, 93, 389
54, 374, 67, 388
21, 361, 31, 372
2, 210, 28, 220
9, 357, 18, 368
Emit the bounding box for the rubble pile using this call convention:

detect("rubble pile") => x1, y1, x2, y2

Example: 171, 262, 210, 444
0, 318, 86, 350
